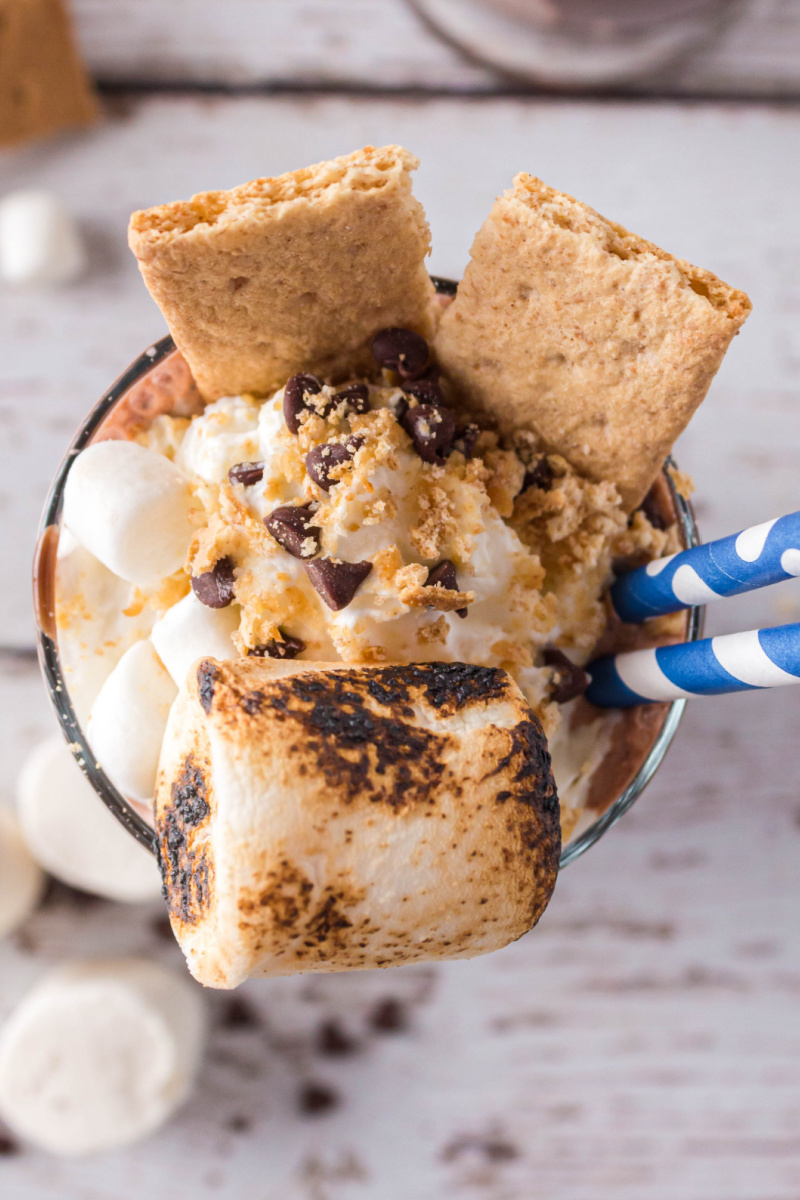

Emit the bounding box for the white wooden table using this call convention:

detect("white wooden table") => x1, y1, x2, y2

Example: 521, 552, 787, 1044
1, 12, 800, 1198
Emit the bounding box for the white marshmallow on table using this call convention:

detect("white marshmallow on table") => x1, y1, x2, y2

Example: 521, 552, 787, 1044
62, 440, 196, 587
87, 640, 178, 801
0, 808, 44, 939
16, 736, 163, 902
151, 590, 240, 687
0, 189, 86, 288
0, 959, 206, 1155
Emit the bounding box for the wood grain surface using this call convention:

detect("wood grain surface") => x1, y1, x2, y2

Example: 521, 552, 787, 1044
1, 93, 800, 1200
69, 0, 800, 95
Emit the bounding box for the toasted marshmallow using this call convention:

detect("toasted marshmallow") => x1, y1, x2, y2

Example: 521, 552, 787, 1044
0, 959, 206, 1155
87, 640, 177, 801
0, 808, 44, 939
17, 737, 162, 902
0, 189, 86, 288
155, 658, 560, 988
151, 590, 240, 687
62, 440, 195, 586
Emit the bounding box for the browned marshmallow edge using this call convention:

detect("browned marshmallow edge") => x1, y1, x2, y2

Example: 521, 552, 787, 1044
154, 658, 560, 989
435, 173, 751, 510
128, 145, 435, 402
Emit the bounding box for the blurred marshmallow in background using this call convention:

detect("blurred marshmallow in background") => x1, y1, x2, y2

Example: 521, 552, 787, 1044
16, 736, 163, 902
0, 190, 86, 288
0, 808, 44, 940
0, 959, 206, 1155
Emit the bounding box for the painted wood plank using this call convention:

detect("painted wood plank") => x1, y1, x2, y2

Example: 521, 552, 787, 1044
68, 0, 800, 95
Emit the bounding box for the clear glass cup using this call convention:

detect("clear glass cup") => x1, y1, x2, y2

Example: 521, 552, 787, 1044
410, 0, 747, 88
32, 278, 702, 867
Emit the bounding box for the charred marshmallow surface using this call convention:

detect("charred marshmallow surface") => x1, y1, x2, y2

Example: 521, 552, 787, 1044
55, 330, 679, 831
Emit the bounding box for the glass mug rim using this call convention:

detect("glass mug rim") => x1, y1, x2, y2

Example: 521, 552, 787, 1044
32, 278, 703, 866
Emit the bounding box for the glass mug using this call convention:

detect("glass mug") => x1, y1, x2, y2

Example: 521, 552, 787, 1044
409, 0, 746, 88
32, 278, 703, 868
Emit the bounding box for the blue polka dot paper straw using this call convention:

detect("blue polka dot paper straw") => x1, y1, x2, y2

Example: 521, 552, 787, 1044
611, 511, 800, 623
586, 622, 800, 707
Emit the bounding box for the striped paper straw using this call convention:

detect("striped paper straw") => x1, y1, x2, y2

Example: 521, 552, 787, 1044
611, 511, 800, 623
586, 622, 800, 707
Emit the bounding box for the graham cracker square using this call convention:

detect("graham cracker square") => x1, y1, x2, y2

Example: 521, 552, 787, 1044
434, 174, 751, 510
0, 0, 97, 149
129, 145, 435, 401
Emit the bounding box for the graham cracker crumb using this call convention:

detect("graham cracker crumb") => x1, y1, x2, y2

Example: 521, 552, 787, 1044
410, 485, 458, 561
394, 563, 428, 593
418, 615, 449, 644
400, 582, 475, 612
483, 448, 525, 518
666, 465, 695, 500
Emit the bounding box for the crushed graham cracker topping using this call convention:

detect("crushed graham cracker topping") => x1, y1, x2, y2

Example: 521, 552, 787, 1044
132, 370, 684, 735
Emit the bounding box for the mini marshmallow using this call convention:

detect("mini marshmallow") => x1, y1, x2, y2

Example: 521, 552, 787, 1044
62, 440, 196, 586
55, 539, 156, 725
16, 737, 163, 902
87, 640, 178, 801
0, 189, 86, 287
151, 590, 240, 687
0, 959, 206, 1155
0, 808, 44, 940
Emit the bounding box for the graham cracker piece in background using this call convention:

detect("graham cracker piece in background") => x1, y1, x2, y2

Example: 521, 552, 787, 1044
128, 145, 435, 402
0, 0, 97, 149
434, 174, 751, 511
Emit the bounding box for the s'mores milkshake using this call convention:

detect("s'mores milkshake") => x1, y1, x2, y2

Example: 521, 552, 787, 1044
49, 146, 749, 987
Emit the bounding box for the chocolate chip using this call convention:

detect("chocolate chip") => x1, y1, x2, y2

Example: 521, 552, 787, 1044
403, 376, 444, 406
522, 456, 555, 493
402, 404, 456, 464
333, 381, 370, 414
371, 327, 429, 379
441, 1135, 520, 1164
393, 396, 409, 425
40, 877, 104, 911
368, 998, 408, 1034
298, 1082, 340, 1116
0, 1132, 20, 1157
227, 1114, 251, 1133
191, 557, 235, 609
283, 373, 323, 434
316, 1020, 358, 1057
228, 460, 265, 487
427, 560, 467, 618
220, 997, 261, 1030
543, 648, 589, 704
305, 558, 372, 611
150, 913, 173, 942
452, 423, 480, 459
305, 436, 363, 491
639, 487, 669, 531
248, 633, 306, 660
265, 504, 321, 559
